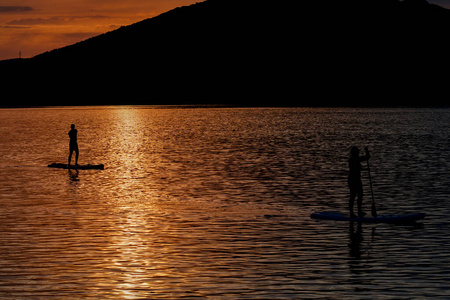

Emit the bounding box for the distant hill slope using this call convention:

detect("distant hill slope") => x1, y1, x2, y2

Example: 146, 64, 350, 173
1, 0, 450, 106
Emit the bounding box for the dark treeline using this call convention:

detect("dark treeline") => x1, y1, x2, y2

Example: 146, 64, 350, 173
1, 0, 450, 107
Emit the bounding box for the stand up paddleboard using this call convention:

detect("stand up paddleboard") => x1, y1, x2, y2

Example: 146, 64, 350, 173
311, 211, 425, 223
48, 163, 104, 170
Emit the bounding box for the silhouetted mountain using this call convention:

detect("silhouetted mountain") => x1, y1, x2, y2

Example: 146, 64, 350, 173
1, 0, 450, 106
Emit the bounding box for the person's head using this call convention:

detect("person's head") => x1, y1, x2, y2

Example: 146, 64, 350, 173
71, 124, 75, 130
350, 146, 360, 158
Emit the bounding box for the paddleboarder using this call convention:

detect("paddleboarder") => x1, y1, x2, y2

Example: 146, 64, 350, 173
68, 124, 79, 166
348, 146, 370, 218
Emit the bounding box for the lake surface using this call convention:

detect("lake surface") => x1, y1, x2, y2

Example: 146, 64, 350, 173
0, 106, 449, 299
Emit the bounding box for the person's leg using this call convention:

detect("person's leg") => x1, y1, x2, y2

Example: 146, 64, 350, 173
357, 184, 365, 217
75, 147, 79, 165
349, 190, 356, 218
68, 149, 73, 165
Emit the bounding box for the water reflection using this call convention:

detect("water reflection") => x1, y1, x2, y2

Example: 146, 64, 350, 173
102, 109, 168, 298
348, 222, 364, 259
110, 108, 147, 173
348, 222, 378, 276
110, 212, 153, 299
68, 169, 79, 181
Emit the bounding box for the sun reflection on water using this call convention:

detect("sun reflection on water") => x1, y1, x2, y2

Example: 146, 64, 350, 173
105, 108, 156, 297
111, 214, 153, 298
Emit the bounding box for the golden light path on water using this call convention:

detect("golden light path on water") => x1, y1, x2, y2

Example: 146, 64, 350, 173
107, 108, 158, 298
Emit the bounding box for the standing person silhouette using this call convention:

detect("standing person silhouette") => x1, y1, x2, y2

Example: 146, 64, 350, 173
68, 124, 79, 166
348, 146, 370, 218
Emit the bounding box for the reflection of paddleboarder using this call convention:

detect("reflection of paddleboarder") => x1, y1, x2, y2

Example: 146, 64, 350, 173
348, 146, 370, 218
68, 124, 79, 166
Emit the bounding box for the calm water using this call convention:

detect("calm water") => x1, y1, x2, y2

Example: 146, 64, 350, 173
0, 106, 449, 299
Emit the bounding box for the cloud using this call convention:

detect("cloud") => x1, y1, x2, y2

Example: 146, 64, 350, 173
0, 6, 33, 13
0, 25, 31, 29
61, 32, 100, 40
6, 17, 66, 26
6, 15, 110, 26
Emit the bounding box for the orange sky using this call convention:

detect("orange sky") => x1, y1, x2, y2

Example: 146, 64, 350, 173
0, 0, 199, 60
1, 0, 449, 61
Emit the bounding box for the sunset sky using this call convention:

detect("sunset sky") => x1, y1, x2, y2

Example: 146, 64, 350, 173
1, 0, 449, 61
0, 0, 199, 60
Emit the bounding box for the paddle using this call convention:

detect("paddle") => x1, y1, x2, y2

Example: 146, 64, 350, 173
365, 147, 377, 218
